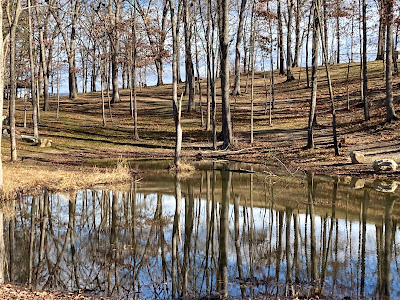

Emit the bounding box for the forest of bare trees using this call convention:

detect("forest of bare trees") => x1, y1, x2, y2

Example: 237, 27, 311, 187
0, 0, 398, 171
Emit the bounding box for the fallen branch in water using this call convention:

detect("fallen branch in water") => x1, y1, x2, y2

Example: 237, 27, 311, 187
198, 146, 263, 158
214, 168, 256, 173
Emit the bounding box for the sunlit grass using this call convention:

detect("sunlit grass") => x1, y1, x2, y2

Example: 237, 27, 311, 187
1, 160, 132, 200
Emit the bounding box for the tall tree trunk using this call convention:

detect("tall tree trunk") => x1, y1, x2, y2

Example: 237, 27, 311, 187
268, 6, 276, 111
286, 0, 295, 81
170, 0, 182, 167
250, 2, 256, 143
318, 0, 340, 155
377, 0, 385, 60
155, 58, 164, 86
0, 0, 4, 193
68, 54, 78, 99
184, 0, 195, 112
336, 0, 340, 63
362, 0, 369, 120
219, 0, 233, 148
91, 43, 97, 92
307, 0, 320, 149
293, 0, 301, 67
277, 0, 285, 75
132, 6, 139, 139
9, 0, 22, 162
39, 30, 50, 111
28, 0, 38, 139
322, 0, 328, 60
385, 0, 397, 122
110, 0, 121, 103
69, 2, 79, 99
194, 18, 203, 127
232, 0, 247, 96
111, 51, 120, 103
305, 7, 311, 88
101, 71, 106, 127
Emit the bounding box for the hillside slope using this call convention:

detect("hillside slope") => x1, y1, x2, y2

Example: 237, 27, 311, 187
3, 60, 400, 178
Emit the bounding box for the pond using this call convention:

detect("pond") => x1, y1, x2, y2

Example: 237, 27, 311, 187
2, 161, 400, 299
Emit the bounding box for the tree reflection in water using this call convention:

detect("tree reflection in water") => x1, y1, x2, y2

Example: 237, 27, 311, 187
1, 166, 400, 299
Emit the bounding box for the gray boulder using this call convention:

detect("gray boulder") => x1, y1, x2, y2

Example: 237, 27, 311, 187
350, 151, 365, 164
21, 135, 38, 143
372, 159, 398, 172
36, 138, 52, 148
372, 180, 398, 193
350, 177, 365, 189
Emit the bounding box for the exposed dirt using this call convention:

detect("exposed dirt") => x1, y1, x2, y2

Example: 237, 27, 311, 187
3, 60, 400, 180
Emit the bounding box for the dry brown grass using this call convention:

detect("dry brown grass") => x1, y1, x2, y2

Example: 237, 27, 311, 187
2, 160, 132, 200
169, 161, 196, 178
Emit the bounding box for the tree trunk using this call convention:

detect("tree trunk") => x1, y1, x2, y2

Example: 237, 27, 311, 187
68, 55, 78, 99
277, 0, 285, 75
376, 0, 385, 60
170, 0, 182, 167
293, 0, 301, 67
307, 0, 320, 149
111, 52, 120, 103
362, 0, 369, 121
91, 43, 97, 92
101, 72, 106, 127
268, 1, 276, 110
132, 6, 139, 140
336, 0, 340, 63
286, 0, 295, 81
250, 2, 256, 143
39, 30, 50, 111
194, 18, 203, 127
155, 57, 164, 86
184, 0, 195, 112
232, 0, 247, 96
305, 8, 311, 88
9, 1, 22, 162
0, 1, 4, 193
69, 2, 79, 99
219, 0, 233, 148
28, 0, 38, 139
385, 0, 397, 122
110, 0, 121, 103
317, 1, 340, 155
322, 0, 328, 60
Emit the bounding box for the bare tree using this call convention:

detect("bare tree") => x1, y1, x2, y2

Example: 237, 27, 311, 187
108, 0, 122, 104
36, 5, 52, 111
0, 0, 4, 190
362, 0, 369, 121
218, 0, 233, 148
306, 0, 320, 149
292, 0, 302, 67
170, 0, 183, 167
184, 0, 195, 112
232, 0, 248, 96
385, 0, 398, 121
7, 0, 23, 161
376, 0, 385, 60
286, 0, 295, 81
28, 0, 39, 138
277, 0, 285, 75
136, 0, 168, 86
49, 0, 81, 99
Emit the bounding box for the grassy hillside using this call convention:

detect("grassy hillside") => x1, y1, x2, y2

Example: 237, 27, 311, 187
3, 59, 400, 178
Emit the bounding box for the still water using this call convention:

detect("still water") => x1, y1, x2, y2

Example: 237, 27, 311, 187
2, 161, 400, 299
